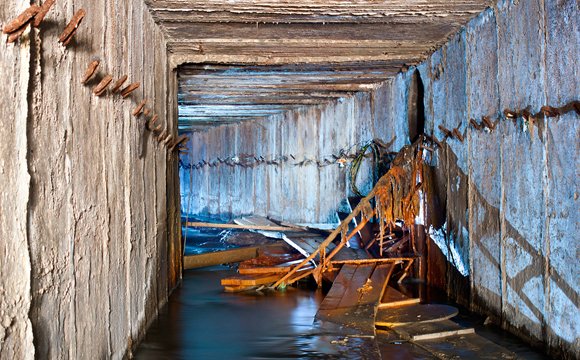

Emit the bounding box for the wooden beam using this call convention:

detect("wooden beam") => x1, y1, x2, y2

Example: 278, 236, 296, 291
184, 246, 260, 270
185, 221, 293, 232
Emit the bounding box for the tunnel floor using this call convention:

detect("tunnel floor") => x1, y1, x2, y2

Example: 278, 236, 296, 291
134, 228, 550, 359
135, 264, 549, 359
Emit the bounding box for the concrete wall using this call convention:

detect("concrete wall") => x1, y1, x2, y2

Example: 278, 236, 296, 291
0, 1, 180, 359
180, 81, 413, 224
181, 0, 578, 357
411, 1, 578, 357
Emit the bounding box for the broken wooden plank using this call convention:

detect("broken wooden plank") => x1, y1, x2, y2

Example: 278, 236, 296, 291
221, 272, 282, 286
316, 263, 396, 335
417, 333, 517, 359
318, 264, 357, 311
184, 246, 259, 270
375, 304, 459, 328
393, 320, 475, 341
330, 257, 414, 265
357, 263, 395, 307
238, 265, 293, 275
185, 221, 292, 232
337, 264, 376, 309
379, 286, 420, 309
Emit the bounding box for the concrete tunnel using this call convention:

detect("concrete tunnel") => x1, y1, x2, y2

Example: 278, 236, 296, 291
0, 0, 578, 359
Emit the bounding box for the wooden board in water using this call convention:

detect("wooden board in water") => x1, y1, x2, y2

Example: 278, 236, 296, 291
221, 273, 282, 286
392, 319, 474, 341
379, 286, 421, 308
375, 304, 459, 328
316, 263, 395, 335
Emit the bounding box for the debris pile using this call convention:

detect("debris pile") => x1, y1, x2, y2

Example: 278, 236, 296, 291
183, 138, 433, 293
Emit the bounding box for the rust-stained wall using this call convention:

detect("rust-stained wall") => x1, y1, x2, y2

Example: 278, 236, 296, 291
0, 1, 180, 359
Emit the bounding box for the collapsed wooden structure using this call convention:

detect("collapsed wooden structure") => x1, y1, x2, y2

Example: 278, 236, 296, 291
216, 140, 427, 292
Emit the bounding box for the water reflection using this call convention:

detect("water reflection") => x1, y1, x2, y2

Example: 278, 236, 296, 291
136, 267, 374, 359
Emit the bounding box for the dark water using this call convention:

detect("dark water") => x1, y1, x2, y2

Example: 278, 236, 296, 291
135, 229, 549, 360
134, 267, 381, 359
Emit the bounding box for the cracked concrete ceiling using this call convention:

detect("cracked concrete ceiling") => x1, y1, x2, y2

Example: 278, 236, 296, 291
145, 0, 492, 131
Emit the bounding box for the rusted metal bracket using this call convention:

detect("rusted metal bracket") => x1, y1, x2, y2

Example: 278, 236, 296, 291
469, 118, 481, 130
93, 75, 112, 96
81, 60, 99, 84
3, 5, 40, 43
111, 75, 128, 93
59, 9, 86, 47
33, 0, 56, 28
438, 125, 453, 139
146, 114, 159, 131
120, 82, 140, 98
169, 135, 189, 152
481, 116, 495, 130
452, 128, 464, 142
3, 5, 40, 34
132, 100, 147, 117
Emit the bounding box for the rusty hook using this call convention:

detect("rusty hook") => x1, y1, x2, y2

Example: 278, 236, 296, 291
132, 99, 147, 117
469, 118, 481, 130
482, 116, 495, 130
438, 125, 453, 138
3, 5, 40, 34
452, 128, 464, 142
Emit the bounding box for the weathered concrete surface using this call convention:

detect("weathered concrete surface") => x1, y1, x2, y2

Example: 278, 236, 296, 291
415, 1, 579, 357
1, 1, 180, 358
0, 2, 34, 359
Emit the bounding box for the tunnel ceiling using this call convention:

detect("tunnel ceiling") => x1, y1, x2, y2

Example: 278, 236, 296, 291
145, 0, 492, 131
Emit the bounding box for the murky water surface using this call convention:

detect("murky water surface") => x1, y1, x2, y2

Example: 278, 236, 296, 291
136, 229, 549, 360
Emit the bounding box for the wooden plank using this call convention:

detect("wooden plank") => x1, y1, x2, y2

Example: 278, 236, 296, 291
375, 304, 459, 328
417, 333, 517, 359
316, 263, 394, 336
185, 221, 292, 232
238, 266, 292, 275
184, 247, 259, 270
392, 319, 475, 341
378, 298, 421, 309
379, 286, 421, 308
318, 264, 357, 311
330, 257, 414, 265
358, 263, 395, 306
337, 264, 376, 308
221, 273, 282, 286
